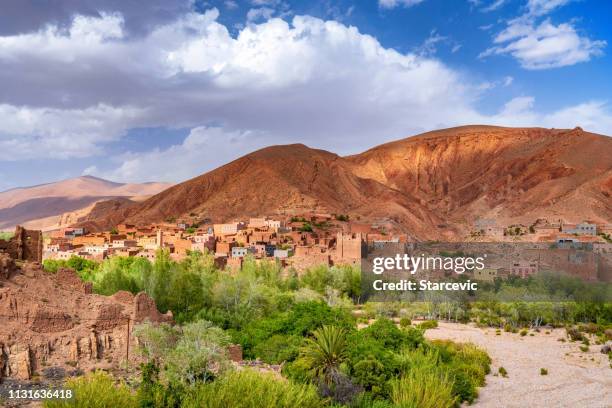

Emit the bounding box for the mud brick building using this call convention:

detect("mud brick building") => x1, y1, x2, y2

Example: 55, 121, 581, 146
0, 226, 43, 263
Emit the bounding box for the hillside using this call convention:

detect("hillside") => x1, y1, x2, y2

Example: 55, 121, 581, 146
0, 176, 171, 231
345, 125, 612, 229
80, 126, 611, 239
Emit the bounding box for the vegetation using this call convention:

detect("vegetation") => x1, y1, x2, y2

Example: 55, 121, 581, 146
182, 370, 323, 408
390, 366, 457, 408
0, 231, 13, 241
43, 371, 136, 408
540, 368, 548, 375
40, 252, 612, 407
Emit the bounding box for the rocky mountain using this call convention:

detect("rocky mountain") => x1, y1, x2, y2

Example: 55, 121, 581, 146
0, 176, 171, 231
82, 126, 611, 239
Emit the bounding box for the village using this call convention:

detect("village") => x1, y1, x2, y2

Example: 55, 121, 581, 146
39, 214, 612, 281
42, 214, 372, 271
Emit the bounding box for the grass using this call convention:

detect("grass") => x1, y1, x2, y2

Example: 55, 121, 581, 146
540, 368, 548, 375
43, 371, 136, 408
181, 369, 323, 408
390, 365, 457, 408
418, 320, 438, 330
579, 345, 589, 352
498, 367, 508, 378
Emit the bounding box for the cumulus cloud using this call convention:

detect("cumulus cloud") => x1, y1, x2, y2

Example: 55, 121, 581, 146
0, 9, 480, 161
0, 7, 610, 184
0, 104, 143, 160
481, 18, 606, 69
481, 0, 605, 70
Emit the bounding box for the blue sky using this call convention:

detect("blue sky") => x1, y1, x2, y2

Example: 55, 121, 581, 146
0, 0, 610, 191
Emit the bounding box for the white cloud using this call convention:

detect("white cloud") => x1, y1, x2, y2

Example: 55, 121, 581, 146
246, 7, 275, 22
481, 19, 606, 69
0, 8, 610, 183
480, 0, 605, 70
379, 0, 425, 9
224, 1, 239, 10
525, 0, 572, 17
99, 127, 267, 182
486, 97, 612, 132
0, 104, 143, 160
415, 30, 447, 56
481, 0, 507, 12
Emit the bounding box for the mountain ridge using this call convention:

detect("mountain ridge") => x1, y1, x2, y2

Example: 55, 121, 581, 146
78, 125, 611, 239
0, 176, 172, 231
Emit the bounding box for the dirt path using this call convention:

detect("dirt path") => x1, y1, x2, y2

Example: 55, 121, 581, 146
425, 322, 611, 408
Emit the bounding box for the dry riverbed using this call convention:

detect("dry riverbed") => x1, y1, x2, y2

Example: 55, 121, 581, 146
425, 322, 611, 408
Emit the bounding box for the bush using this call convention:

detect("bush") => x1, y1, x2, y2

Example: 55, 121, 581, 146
419, 320, 439, 330
498, 367, 508, 377
390, 366, 457, 408
579, 345, 589, 352
181, 369, 323, 408
399, 317, 412, 328
540, 368, 548, 375
520, 329, 528, 337
252, 334, 302, 364
44, 371, 136, 408
566, 327, 585, 342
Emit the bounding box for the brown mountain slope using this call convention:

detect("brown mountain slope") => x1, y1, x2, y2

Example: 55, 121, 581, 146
83, 126, 612, 239
345, 125, 612, 228
0, 176, 172, 231
119, 144, 446, 239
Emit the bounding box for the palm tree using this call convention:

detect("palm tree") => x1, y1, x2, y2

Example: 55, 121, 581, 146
300, 325, 348, 385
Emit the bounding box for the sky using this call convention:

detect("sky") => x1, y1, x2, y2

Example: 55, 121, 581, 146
0, 0, 611, 191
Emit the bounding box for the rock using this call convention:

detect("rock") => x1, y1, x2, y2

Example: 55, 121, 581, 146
10, 346, 32, 380
0, 253, 16, 280
228, 344, 243, 362
133, 292, 173, 324
0, 259, 173, 381
56, 268, 93, 294
42, 366, 67, 381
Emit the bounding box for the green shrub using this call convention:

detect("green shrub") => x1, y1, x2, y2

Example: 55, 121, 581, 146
579, 345, 589, 352
181, 369, 323, 408
498, 367, 508, 377
390, 366, 457, 408
540, 368, 548, 375
519, 329, 528, 337
44, 371, 136, 408
252, 334, 302, 364
449, 366, 478, 404
419, 320, 439, 330
399, 317, 412, 328
566, 327, 584, 342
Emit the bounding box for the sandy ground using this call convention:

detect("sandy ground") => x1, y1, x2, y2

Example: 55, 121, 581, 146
425, 322, 612, 408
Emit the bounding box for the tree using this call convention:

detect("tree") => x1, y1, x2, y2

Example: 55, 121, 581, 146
300, 325, 348, 385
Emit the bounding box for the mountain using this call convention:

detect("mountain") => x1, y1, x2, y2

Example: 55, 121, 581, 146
346, 125, 612, 229
0, 176, 172, 231
81, 126, 612, 239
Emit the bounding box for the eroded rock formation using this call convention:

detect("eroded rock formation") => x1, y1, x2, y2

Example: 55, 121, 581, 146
0, 259, 171, 381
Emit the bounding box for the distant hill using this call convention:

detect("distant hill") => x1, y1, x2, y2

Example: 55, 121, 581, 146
75, 126, 612, 239
0, 176, 172, 231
